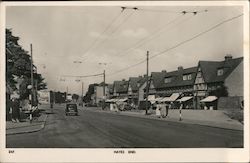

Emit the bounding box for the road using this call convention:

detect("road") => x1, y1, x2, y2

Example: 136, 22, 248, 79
6, 104, 243, 148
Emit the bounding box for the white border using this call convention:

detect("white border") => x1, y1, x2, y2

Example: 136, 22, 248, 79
0, 1, 249, 162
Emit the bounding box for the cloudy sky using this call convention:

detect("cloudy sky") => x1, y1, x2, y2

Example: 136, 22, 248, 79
6, 4, 243, 95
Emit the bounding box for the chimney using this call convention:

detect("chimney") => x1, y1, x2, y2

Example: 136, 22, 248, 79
162, 70, 167, 73
143, 74, 147, 78
178, 66, 183, 71
225, 54, 233, 61
122, 79, 125, 81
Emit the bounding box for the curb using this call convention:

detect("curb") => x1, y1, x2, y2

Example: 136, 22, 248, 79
6, 114, 48, 135
85, 108, 243, 131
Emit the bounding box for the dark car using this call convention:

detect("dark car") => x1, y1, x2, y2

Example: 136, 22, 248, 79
65, 103, 78, 116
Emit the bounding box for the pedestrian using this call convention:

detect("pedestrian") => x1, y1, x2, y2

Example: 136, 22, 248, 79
166, 102, 169, 116
11, 97, 20, 123
179, 102, 183, 121
161, 102, 167, 118
110, 102, 114, 111
155, 101, 161, 118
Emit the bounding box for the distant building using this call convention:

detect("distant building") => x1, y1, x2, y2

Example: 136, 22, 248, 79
128, 76, 147, 105
93, 83, 109, 105
112, 79, 129, 98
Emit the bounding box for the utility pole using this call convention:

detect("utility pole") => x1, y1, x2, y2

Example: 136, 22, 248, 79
145, 51, 149, 115
81, 82, 84, 97
102, 70, 106, 110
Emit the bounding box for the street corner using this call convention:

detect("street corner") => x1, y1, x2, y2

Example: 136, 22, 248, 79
6, 113, 48, 135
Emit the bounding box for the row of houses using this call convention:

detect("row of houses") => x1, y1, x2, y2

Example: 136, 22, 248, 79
88, 55, 243, 110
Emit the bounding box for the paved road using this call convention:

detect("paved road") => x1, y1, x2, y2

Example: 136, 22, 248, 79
6, 104, 243, 148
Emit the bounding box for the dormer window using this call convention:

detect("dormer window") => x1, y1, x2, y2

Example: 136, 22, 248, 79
164, 77, 172, 83
183, 74, 192, 80
217, 69, 224, 76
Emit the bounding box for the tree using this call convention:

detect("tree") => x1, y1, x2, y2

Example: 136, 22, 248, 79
72, 94, 79, 101
6, 29, 47, 99
209, 84, 228, 97
83, 83, 98, 103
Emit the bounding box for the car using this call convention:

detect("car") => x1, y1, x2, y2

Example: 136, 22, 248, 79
65, 103, 78, 116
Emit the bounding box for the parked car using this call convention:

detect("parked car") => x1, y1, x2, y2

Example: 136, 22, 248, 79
65, 103, 78, 116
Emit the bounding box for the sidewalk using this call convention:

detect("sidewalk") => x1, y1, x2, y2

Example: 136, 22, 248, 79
6, 112, 48, 135
85, 107, 243, 131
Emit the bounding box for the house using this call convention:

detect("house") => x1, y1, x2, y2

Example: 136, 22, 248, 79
194, 55, 243, 109
128, 76, 147, 105
137, 66, 197, 108
112, 80, 129, 98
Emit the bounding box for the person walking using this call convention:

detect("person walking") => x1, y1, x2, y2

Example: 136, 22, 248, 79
155, 101, 161, 118
11, 97, 20, 123
166, 102, 169, 117
161, 102, 167, 118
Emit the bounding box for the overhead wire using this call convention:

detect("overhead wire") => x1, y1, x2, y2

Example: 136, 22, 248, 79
116, 14, 193, 57
149, 13, 243, 60
61, 72, 104, 78
83, 8, 137, 61
107, 13, 243, 76
137, 8, 208, 14
81, 9, 124, 58
115, 6, 205, 57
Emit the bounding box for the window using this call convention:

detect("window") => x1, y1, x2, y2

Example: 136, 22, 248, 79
196, 72, 201, 78
183, 75, 187, 81
183, 74, 192, 80
217, 69, 224, 76
164, 77, 172, 83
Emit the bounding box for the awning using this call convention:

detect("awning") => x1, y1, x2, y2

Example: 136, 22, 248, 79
155, 97, 164, 102
118, 98, 128, 102
160, 97, 170, 102
162, 93, 180, 102
106, 99, 114, 102
146, 95, 155, 101
200, 96, 217, 102
177, 96, 193, 102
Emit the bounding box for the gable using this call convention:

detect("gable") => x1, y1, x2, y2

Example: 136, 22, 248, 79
199, 57, 243, 83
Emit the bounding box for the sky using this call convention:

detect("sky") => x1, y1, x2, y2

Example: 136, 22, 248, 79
6, 5, 244, 95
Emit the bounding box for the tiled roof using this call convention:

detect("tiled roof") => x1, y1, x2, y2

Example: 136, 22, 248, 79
129, 77, 141, 92
199, 57, 243, 83
113, 80, 129, 93
129, 76, 148, 92
151, 71, 167, 88
151, 67, 197, 89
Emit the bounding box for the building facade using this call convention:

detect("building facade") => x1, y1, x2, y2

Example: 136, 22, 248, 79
194, 55, 243, 109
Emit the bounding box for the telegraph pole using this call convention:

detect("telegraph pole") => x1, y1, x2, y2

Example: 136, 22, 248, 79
102, 70, 106, 110
145, 51, 149, 115
81, 82, 84, 97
